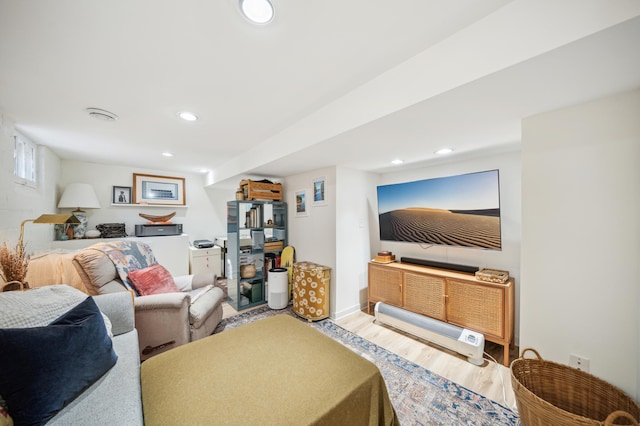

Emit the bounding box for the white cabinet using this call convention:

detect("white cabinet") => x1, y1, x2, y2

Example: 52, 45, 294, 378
189, 246, 222, 277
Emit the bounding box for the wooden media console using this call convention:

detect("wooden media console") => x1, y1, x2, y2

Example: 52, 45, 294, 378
368, 261, 514, 366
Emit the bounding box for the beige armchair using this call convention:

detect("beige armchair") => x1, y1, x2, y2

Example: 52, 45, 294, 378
68, 241, 225, 360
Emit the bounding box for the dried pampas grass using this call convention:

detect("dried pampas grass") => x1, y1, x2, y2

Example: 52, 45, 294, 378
0, 241, 30, 290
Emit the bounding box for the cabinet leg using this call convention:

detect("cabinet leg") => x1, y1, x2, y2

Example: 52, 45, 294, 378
503, 344, 510, 367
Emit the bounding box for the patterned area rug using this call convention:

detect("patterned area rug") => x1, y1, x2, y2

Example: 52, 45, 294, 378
215, 305, 519, 426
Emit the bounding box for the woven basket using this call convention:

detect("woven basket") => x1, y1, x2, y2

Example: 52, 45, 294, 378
511, 348, 639, 426
2, 280, 29, 292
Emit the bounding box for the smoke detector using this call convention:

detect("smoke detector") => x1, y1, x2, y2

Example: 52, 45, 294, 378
86, 108, 118, 122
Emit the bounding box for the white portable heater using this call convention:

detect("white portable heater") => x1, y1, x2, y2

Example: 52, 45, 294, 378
374, 302, 485, 365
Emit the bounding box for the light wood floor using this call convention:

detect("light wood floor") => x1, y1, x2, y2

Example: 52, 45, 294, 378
221, 302, 518, 412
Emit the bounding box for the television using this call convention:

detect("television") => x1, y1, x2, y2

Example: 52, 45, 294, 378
377, 170, 501, 250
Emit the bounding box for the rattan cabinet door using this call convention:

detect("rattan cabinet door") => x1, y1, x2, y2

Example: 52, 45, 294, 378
368, 264, 402, 306
402, 272, 446, 320
446, 279, 504, 339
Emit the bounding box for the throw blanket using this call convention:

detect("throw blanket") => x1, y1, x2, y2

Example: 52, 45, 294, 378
90, 241, 156, 295
0, 285, 88, 328
141, 315, 398, 425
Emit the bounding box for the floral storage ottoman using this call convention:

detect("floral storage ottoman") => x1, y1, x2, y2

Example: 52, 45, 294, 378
292, 261, 330, 321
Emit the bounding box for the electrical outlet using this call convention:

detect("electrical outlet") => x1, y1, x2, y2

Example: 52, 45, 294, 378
569, 354, 590, 372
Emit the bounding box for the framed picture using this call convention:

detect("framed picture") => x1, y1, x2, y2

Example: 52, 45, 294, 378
295, 189, 308, 217
312, 176, 327, 206
112, 186, 131, 204
133, 173, 186, 205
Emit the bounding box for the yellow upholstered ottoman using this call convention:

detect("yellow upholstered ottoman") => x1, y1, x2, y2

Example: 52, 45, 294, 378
292, 261, 330, 321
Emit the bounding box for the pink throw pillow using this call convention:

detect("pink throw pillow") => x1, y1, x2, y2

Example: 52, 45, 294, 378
128, 264, 181, 296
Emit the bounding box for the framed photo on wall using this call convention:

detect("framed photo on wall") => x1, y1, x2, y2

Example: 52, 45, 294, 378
133, 173, 186, 205
295, 189, 308, 217
112, 186, 131, 204
312, 176, 327, 206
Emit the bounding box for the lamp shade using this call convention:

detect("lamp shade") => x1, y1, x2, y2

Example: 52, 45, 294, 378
57, 183, 100, 209
58, 183, 100, 239
32, 214, 81, 225
19, 214, 81, 246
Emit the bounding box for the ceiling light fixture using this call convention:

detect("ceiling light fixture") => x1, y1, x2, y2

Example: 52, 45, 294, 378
240, 0, 274, 24
177, 111, 198, 121
162, 152, 174, 157
86, 108, 118, 122
391, 159, 404, 165
435, 148, 454, 155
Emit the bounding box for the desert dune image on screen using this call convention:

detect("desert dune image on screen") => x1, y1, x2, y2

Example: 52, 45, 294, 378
377, 170, 501, 250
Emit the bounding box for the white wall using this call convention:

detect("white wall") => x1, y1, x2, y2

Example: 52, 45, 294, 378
57, 160, 233, 245
335, 166, 380, 318
283, 167, 337, 315
521, 89, 640, 399
1, 111, 233, 281
0, 114, 61, 257
374, 148, 522, 342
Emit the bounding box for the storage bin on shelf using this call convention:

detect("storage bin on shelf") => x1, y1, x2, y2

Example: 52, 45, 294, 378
240, 180, 282, 201
510, 348, 639, 426
241, 280, 262, 304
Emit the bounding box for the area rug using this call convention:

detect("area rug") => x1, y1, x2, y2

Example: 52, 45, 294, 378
215, 306, 519, 426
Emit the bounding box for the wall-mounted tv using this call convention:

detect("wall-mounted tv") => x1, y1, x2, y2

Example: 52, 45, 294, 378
377, 170, 501, 250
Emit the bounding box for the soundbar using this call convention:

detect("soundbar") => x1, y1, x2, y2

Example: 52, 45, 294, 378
400, 257, 478, 274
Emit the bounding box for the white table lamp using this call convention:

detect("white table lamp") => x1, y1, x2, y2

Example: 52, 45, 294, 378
57, 183, 100, 238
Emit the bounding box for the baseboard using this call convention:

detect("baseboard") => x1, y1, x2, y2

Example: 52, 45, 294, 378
333, 303, 364, 321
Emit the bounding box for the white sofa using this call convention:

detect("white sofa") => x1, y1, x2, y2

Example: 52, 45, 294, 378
0, 286, 143, 425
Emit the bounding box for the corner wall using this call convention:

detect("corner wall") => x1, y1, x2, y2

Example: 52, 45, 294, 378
521, 89, 640, 398
283, 168, 337, 316
335, 166, 380, 318
0, 114, 61, 255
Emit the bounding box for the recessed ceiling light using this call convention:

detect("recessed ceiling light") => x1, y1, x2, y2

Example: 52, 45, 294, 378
162, 152, 174, 157
177, 111, 198, 121
435, 148, 454, 155
240, 0, 274, 24
391, 159, 404, 165
86, 108, 118, 122
199, 169, 208, 173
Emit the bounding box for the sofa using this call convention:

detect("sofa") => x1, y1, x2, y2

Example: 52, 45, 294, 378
26, 241, 226, 360
0, 285, 143, 425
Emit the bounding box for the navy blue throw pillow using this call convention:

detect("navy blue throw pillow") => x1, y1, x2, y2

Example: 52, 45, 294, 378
0, 296, 118, 426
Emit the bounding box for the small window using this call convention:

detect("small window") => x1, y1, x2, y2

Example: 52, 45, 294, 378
14, 134, 36, 185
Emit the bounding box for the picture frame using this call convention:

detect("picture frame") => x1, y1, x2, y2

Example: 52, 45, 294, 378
295, 189, 308, 217
133, 173, 186, 205
312, 176, 327, 206
112, 186, 131, 204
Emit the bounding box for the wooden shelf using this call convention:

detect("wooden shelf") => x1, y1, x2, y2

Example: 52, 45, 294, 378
226, 200, 287, 311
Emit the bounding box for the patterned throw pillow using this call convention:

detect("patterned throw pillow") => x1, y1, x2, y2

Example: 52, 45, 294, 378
128, 263, 181, 296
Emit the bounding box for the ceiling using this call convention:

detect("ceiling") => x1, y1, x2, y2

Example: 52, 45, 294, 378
1, 1, 639, 188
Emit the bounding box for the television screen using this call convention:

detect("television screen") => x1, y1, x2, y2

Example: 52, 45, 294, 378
377, 170, 501, 250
